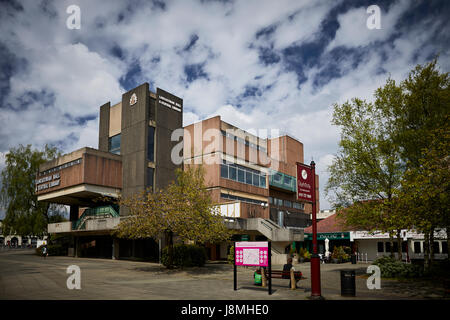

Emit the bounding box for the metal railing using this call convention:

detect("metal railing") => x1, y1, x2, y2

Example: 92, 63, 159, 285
72, 205, 120, 230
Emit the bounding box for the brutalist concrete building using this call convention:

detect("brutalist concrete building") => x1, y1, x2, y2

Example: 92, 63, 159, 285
41, 83, 316, 263
39, 83, 182, 260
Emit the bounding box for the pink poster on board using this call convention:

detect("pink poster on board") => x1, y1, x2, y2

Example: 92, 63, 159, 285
235, 241, 269, 267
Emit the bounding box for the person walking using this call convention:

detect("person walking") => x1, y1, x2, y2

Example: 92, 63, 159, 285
42, 245, 48, 259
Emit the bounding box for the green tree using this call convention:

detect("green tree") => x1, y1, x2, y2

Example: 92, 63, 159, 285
400, 127, 450, 267
327, 59, 450, 266
114, 165, 231, 268
376, 59, 449, 269
0, 144, 65, 237
326, 95, 408, 259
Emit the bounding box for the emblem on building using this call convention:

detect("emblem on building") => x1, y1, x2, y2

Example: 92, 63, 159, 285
130, 93, 137, 106
301, 169, 308, 180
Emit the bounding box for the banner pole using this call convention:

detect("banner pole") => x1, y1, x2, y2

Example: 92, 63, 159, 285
268, 241, 272, 295
234, 241, 237, 291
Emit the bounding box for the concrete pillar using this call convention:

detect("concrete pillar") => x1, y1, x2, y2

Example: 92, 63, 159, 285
70, 205, 79, 222
75, 236, 80, 258
112, 238, 120, 260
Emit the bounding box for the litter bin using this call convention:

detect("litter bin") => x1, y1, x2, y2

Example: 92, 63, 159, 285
340, 270, 356, 296
351, 254, 356, 264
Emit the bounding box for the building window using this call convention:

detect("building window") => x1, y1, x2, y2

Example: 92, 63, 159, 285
245, 170, 252, 185
385, 242, 391, 252
442, 241, 448, 254
274, 173, 282, 183
268, 197, 273, 204
283, 175, 292, 186
227, 166, 235, 180
284, 200, 292, 208
413, 241, 421, 253
108, 134, 121, 155
237, 169, 245, 183
220, 164, 228, 179
147, 126, 155, 161
393, 242, 398, 252
433, 241, 440, 254
221, 160, 267, 188
147, 168, 154, 190
252, 173, 259, 187
260, 174, 266, 188
293, 202, 304, 210
220, 193, 267, 206
377, 242, 384, 253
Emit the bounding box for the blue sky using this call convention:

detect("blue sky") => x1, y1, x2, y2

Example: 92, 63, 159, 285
0, 0, 449, 218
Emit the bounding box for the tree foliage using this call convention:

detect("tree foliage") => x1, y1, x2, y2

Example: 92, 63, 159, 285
325, 96, 406, 234
327, 58, 450, 264
0, 144, 66, 236
114, 165, 232, 267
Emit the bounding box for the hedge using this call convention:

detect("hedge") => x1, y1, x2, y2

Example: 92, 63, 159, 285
161, 244, 207, 267
372, 256, 423, 278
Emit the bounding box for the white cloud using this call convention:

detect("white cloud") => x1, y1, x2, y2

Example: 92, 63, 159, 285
71, 118, 99, 150
327, 0, 410, 50
8, 43, 124, 118
0, 0, 448, 211
272, 0, 341, 49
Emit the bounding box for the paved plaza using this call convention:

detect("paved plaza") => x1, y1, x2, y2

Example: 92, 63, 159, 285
0, 249, 447, 300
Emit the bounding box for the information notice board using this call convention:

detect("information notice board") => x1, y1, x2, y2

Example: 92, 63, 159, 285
235, 241, 269, 267
234, 241, 272, 294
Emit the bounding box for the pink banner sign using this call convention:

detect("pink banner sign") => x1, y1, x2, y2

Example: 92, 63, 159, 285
297, 162, 313, 202
235, 241, 269, 267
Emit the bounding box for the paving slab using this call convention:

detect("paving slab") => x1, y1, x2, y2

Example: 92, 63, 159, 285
0, 249, 447, 300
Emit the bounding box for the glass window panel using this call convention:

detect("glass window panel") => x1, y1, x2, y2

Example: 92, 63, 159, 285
377, 242, 384, 252
284, 175, 291, 185
245, 170, 252, 184
252, 173, 259, 187
433, 241, 440, 254
442, 242, 448, 254
274, 173, 282, 182
385, 242, 391, 252
220, 164, 228, 179
108, 134, 121, 155
238, 169, 245, 183
260, 175, 266, 188
229, 166, 237, 181
413, 242, 421, 253
393, 242, 398, 252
